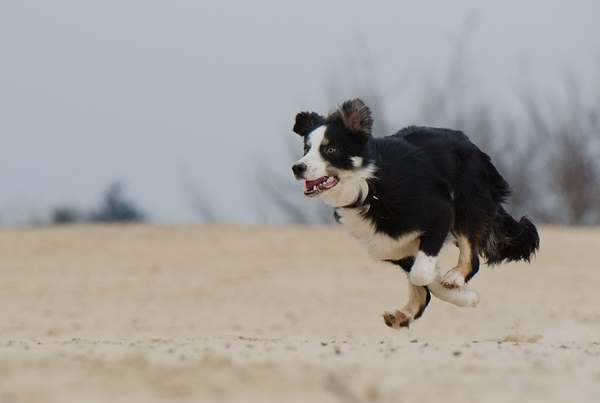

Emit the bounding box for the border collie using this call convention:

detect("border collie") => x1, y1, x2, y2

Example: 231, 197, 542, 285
291, 98, 540, 328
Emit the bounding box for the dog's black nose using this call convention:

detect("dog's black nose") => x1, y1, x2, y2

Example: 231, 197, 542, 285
292, 163, 307, 178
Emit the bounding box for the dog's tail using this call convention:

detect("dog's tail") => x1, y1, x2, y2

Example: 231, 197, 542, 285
481, 207, 539, 264
479, 155, 540, 265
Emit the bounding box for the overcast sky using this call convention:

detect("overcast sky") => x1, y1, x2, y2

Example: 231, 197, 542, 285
1, 0, 599, 224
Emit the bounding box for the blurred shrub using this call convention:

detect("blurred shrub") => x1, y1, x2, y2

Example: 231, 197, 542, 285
51, 206, 83, 224
51, 181, 146, 225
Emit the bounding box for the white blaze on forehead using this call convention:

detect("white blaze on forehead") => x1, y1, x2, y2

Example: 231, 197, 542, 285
297, 125, 328, 180
305, 125, 326, 153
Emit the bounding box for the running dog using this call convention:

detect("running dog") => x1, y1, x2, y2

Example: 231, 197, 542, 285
291, 98, 539, 328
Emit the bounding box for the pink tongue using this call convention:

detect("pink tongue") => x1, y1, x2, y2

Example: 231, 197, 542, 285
305, 177, 326, 188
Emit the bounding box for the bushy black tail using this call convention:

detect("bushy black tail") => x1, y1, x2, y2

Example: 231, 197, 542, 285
481, 206, 540, 265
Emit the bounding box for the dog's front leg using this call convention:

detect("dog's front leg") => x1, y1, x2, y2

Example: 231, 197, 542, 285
383, 257, 431, 329
383, 280, 431, 329
408, 230, 447, 286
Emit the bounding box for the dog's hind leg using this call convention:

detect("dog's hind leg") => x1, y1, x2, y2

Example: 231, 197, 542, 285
441, 234, 480, 289
383, 258, 431, 329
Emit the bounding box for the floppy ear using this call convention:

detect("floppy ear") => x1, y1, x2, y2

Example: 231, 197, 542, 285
293, 112, 325, 136
335, 98, 373, 136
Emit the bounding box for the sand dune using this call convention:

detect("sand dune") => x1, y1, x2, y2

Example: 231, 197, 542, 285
1, 224, 599, 402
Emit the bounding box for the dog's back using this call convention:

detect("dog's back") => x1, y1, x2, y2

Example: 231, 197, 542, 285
387, 126, 539, 267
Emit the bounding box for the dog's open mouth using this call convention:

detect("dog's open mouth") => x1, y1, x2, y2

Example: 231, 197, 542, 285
304, 176, 338, 197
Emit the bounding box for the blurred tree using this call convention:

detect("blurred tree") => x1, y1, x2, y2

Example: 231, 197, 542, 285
90, 182, 146, 223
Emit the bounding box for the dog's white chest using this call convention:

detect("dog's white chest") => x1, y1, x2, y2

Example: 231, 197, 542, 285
336, 208, 420, 260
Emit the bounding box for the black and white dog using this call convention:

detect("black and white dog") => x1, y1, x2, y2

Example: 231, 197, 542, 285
291, 98, 539, 328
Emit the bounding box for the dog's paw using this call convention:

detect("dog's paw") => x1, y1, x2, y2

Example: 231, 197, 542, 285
383, 310, 411, 329
429, 280, 480, 308
463, 289, 480, 307
441, 267, 466, 289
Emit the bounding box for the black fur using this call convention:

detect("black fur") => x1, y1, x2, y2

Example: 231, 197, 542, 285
482, 207, 540, 265
361, 126, 539, 271
293, 112, 325, 136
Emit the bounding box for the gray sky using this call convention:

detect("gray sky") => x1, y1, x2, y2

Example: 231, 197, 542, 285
1, 0, 599, 224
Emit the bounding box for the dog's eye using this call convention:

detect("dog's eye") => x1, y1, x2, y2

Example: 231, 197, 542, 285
325, 147, 336, 154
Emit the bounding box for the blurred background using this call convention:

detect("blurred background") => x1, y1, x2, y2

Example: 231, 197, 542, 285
1, 0, 599, 227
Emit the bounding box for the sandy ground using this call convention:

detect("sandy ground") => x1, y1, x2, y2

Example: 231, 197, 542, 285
1, 224, 599, 403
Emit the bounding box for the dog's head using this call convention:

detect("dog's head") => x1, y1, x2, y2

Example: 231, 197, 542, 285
291, 98, 375, 207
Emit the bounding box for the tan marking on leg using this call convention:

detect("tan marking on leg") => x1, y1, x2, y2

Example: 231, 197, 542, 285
456, 234, 473, 275
441, 235, 472, 289
383, 278, 429, 329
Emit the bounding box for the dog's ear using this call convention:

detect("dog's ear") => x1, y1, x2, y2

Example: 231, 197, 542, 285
293, 112, 325, 136
334, 98, 373, 136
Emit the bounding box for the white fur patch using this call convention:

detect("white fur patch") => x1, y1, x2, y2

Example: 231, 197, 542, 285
351, 156, 363, 168
336, 208, 421, 260
409, 251, 437, 286
320, 164, 376, 207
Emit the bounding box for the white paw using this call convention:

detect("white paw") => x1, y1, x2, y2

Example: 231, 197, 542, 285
409, 252, 437, 286
441, 268, 466, 289
429, 278, 480, 307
